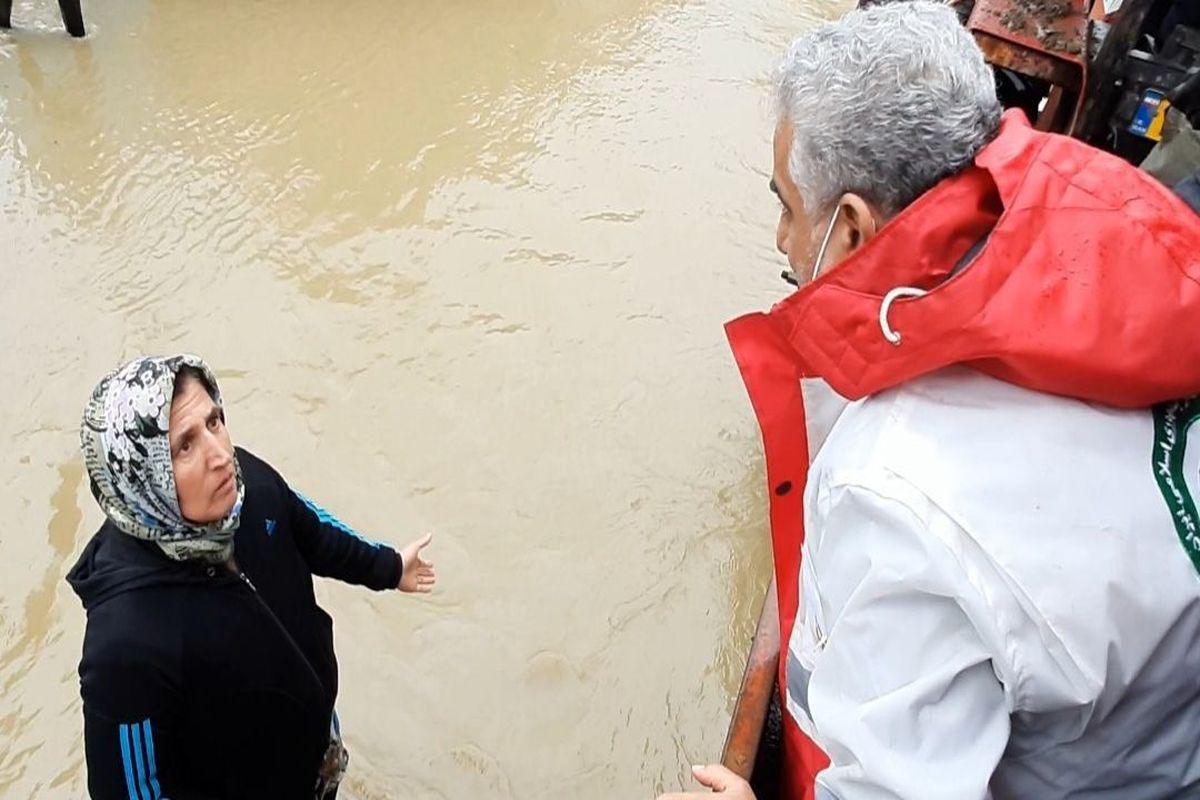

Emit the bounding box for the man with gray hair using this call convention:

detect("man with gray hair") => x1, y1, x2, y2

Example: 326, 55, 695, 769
661, 3, 1200, 799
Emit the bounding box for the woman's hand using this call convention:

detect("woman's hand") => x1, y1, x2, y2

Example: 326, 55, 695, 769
657, 765, 756, 800
397, 533, 436, 593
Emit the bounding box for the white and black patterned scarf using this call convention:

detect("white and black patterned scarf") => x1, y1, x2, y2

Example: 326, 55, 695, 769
81, 354, 244, 563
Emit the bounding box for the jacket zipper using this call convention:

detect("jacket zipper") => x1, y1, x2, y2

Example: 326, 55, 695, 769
237, 571, 257, 592
210, 564, 327, 694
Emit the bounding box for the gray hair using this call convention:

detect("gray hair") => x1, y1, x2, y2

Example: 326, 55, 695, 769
776, 1, 1002, 217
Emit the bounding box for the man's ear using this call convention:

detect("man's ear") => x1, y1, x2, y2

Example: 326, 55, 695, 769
838, 192, 880, 251
823, 192, 880, 266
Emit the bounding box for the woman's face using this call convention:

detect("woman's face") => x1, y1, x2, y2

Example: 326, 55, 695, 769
168, 374, 237, 524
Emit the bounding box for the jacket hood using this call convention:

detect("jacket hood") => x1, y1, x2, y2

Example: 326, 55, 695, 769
67, 524, 223, 611
746, 111, 1200, 409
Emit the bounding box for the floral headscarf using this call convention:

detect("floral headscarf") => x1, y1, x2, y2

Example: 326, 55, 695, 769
80, 354, 244, 563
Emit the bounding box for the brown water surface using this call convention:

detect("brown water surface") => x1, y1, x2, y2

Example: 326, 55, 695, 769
0, 1, 844, 796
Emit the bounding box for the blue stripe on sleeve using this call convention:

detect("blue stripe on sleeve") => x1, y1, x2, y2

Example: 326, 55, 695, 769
294, 491, 383, 549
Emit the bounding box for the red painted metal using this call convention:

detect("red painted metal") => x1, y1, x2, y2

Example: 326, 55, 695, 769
968, 0, 1090, 133
721, 578, 780, 782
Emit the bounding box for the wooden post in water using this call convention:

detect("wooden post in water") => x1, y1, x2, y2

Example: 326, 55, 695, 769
57, 0, 85, 37
0, 0, 85, 36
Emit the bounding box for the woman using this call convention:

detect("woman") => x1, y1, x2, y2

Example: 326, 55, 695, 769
67, 354, 436, 799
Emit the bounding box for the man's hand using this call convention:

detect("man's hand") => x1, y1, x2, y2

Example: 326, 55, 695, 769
397, 533, 436, 593
657, 765, 756, 800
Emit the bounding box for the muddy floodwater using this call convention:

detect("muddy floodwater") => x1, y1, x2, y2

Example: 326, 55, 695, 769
0, 0, 846, 796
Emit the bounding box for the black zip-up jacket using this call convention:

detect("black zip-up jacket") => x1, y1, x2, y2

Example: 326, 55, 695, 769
67, 448, 402, 800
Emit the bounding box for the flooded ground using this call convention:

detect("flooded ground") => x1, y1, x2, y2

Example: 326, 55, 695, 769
0, 0, 845, 796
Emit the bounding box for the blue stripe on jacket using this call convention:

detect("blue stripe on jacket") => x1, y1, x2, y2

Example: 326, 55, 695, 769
142, 719, 162, 799
118, 724, 140, 800
118, 720, 162, 800
131, 722, 152, 800
295, 491, 383, 549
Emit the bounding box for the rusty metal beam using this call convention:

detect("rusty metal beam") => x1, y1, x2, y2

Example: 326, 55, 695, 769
975, 31, 1083, 88
722, 578, 780, 782
1037, 84, 1078, 131
969, 0, 1089, 63
968, 0, 1089, 133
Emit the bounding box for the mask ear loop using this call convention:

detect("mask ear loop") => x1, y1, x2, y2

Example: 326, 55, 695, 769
809, 205, 842, 283
780, 205, 842, 288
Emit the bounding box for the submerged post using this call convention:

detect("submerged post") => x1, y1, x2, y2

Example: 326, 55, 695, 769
0, 0, 85, 36
57, 0, 85, 37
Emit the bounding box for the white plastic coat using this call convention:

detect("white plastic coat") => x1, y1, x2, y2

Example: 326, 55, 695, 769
788, 368, 1200, 799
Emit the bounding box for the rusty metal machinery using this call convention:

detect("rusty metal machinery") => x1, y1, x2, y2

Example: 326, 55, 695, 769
968, 0, 1091, 133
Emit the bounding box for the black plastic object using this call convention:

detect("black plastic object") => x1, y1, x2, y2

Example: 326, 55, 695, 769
1162, 24, 1200, 70
1106, 35, 1198, 161
749, 688, 784, 800
58, 0, 84, 37
0, 0, 85, 37
1168, 60, 1200, 127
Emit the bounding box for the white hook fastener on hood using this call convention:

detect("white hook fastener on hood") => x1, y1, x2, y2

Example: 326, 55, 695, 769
880, 287, 928, 345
